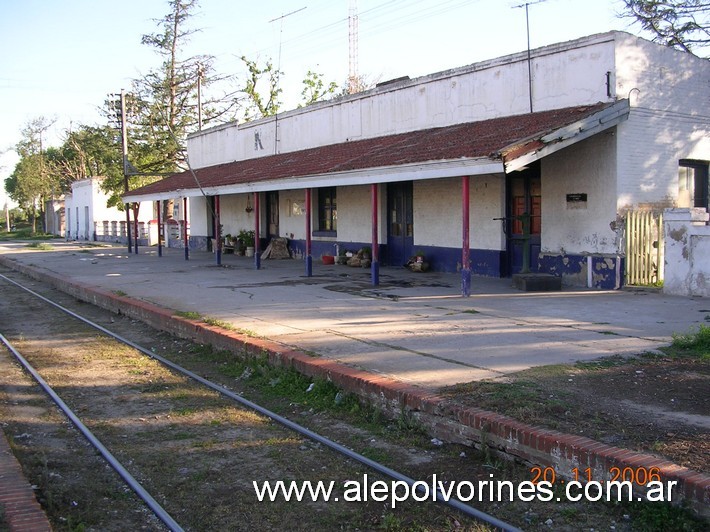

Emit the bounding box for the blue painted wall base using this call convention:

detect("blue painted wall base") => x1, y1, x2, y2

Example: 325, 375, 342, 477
538, 253, 624, 290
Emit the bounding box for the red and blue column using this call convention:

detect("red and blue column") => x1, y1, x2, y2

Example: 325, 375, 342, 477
462, 176, 471, 297
156, 200, 162, 257
305, 188, 312, 276
254, 192, 261, 270
215, 195, 222, 266
183, 197, 189, 260
371, 183, 379, 286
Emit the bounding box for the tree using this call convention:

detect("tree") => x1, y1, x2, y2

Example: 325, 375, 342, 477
240, 56, 283, 120
50, 126, 123, 190
5, 117, 58, 233
621, 0, 710, 57
101, 0, 240, 215
299, 70, 339, 108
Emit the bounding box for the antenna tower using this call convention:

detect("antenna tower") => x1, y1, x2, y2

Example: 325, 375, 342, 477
348, 0, 359, 94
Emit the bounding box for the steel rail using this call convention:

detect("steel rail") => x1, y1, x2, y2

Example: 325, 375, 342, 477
0, 273, 520, 531
0, 332, 184, 532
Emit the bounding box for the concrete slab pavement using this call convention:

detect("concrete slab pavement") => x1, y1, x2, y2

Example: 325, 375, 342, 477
1, 241, 707, 389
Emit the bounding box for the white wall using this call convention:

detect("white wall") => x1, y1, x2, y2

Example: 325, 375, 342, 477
66, 178, 150, 240
413, 176, 504, 250
189, 196, 209, 236
663, 208, 710, 297
335, 185, 376, 243
218, 194, 257, 238
278, 189, 308, 240
615, 33, 710, 211
188, 33, 618, 168
542, 131, 619, 255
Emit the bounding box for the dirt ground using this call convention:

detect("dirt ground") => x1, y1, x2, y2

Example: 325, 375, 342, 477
441, 349, 709, 475
0, 267, 708, 530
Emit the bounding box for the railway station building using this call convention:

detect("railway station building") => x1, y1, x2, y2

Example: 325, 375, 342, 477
124, 31, 710, 291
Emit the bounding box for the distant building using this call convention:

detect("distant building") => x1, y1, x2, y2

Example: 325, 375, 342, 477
45, 196, 65, 236
65, 177, 153, 243
125, 31, 710, 289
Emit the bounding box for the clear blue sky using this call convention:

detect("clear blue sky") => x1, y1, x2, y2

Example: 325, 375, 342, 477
1, 0, 633, 207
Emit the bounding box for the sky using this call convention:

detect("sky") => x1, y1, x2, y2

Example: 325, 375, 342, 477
0, 0, 635, 207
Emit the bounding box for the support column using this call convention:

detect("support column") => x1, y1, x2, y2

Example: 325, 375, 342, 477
461, 176, 471, 297
215, 195, 222, 266
156, 200, 162, 257
125, 205, 132, 253
371, 183, 379, 286
305, 188, 312, 277
133, 204, 139, 254
183, 197, 189, 260
253, 192, 261, 270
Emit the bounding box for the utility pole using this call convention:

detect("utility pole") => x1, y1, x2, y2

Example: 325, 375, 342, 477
513, 0, 547, 113
269, 6, 306, 154
197, 63, 204, 131
119, 90, 133, 254
4, 202, 10, 232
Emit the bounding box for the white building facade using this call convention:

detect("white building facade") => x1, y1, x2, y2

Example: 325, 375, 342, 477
66, 177, 153, 243
125, 31, 710, 289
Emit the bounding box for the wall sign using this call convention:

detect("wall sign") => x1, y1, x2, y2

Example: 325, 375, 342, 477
566, 193, 588, 203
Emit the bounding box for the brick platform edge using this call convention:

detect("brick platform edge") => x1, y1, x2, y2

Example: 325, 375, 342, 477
0, 430, 52, 531
2, 256, 708, 518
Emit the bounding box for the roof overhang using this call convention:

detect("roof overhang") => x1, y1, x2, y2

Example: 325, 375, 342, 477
123, 157, 503, 202
122, 100, 627, 204
500, 99, 630, 172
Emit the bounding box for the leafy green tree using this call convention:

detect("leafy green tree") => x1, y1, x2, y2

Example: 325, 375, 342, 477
102, 0, 240, 214
240, 56, 283, 120
299, 70, 339, 107
4, 117, 58, 233
621, 0, 710, 57
51, 126, 123, 189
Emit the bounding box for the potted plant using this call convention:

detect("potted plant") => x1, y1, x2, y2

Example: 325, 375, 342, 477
238, 229, 255, 257
415, 250, 425, 263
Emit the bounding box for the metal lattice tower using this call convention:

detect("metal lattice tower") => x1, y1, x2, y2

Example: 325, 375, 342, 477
348, 0, 359, 94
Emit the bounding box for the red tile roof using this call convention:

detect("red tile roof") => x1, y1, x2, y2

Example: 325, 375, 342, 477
126, 102, 613, 198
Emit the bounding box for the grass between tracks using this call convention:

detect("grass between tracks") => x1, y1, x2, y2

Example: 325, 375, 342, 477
173, 338, 708, 532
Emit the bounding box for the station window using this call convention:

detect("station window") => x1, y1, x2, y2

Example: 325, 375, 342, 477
317, 187, 337, 233
679, 160, 709, 210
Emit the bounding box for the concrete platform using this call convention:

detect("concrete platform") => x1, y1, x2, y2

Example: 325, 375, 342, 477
0, 241, 707, 389
1, 241, 709, 514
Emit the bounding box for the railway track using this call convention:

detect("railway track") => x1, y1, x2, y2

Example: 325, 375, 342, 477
0, 270, 518, 531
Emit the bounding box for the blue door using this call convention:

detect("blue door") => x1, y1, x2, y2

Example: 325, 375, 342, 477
387, 181, 414, 266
